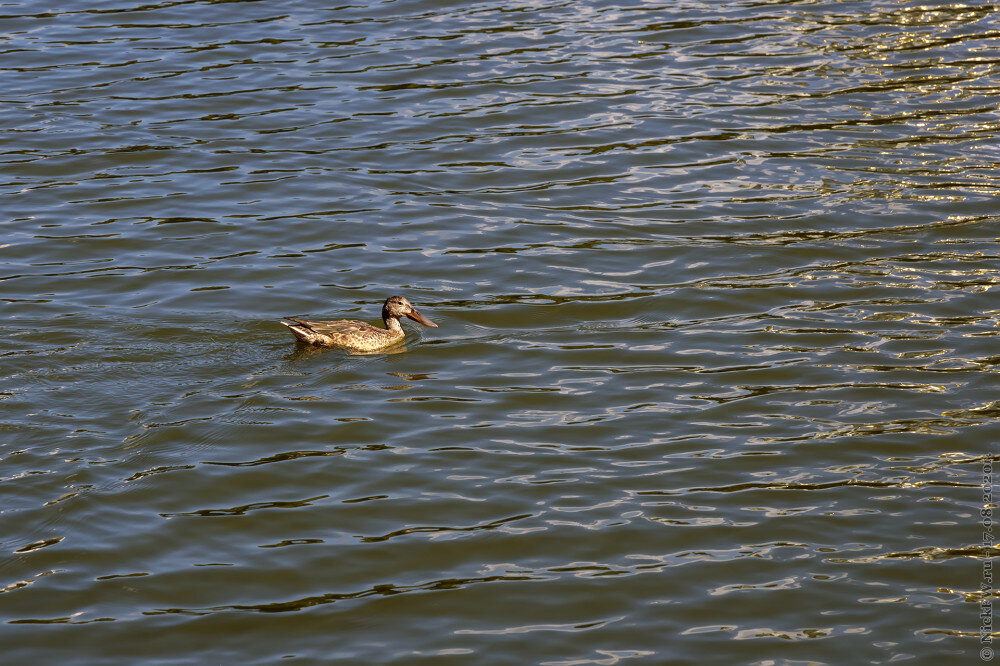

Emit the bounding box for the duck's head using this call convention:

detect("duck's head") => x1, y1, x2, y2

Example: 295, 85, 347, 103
383, 295, 437, 327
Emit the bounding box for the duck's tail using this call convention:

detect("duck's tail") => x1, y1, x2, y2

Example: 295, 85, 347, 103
282, 317, 320, 343
282, 316, 315, 332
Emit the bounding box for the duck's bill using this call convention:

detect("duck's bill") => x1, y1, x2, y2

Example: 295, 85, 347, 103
406, 309, 437, 327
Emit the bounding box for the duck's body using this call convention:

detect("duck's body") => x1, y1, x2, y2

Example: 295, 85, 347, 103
281, 296, 436, 352
282, 316, 406, 352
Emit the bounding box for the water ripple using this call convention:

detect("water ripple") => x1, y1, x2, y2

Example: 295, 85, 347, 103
0, 0, 993, 663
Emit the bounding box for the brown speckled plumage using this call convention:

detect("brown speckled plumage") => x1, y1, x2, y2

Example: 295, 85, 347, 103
281, 296, 437, 352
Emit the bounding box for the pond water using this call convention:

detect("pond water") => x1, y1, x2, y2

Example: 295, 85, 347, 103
2, 1, 997, 663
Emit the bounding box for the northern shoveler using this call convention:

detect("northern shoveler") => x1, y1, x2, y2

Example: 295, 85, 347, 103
281, 295, 437, 352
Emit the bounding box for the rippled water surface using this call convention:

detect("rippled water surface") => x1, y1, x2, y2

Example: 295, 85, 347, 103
2, 0, 998, 663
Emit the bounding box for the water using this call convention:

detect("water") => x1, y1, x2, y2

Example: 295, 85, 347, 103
2, 0, 997, 663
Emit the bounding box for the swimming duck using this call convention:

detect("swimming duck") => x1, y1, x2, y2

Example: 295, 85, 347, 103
281, 296, 437, 352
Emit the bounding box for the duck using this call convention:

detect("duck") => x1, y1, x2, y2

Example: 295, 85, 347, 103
281, 295, 437, 352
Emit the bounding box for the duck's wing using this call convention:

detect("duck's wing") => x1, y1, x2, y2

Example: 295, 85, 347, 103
284, 318, 378, 336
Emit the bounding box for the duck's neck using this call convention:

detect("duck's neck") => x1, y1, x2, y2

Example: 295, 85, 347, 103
384, 315, 404, 334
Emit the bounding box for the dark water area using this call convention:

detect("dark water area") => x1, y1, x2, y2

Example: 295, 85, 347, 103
2, 0, 998, 663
